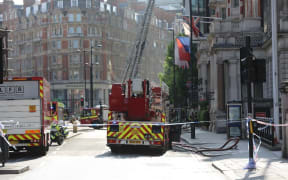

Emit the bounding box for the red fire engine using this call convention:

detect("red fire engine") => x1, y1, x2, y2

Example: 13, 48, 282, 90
107, 0, 180, 153
107, 79, 171, 153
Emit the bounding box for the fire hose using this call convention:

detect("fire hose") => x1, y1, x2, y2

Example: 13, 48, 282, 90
173, 137, 240, 157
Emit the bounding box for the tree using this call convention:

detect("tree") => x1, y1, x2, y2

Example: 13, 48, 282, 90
159, 36, 197, 107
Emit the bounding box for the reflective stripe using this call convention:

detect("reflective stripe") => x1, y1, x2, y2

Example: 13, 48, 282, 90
16, 135, 25, 140
39, 80, 43, 98
8, 134, 41, 142
111, 122, 164, 141
108, 112, 112, 121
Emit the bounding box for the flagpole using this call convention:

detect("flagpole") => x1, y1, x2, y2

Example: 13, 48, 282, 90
189, 0, 196, 139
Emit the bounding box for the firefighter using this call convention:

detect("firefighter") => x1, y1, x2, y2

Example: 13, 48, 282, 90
0, 122, 10, 167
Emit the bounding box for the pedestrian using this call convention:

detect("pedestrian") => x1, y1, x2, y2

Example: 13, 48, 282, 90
0, 122, 10, 167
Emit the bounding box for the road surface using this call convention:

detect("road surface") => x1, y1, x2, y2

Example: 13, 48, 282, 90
2, 128, 226, 180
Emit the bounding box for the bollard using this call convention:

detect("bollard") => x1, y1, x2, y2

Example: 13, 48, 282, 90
73, 121, 78, 133
190, 123, 195, 139
245, 117, 256, 169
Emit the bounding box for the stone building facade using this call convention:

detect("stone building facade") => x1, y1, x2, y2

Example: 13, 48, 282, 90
1, 0, 173, 114
197, 0, 288, 133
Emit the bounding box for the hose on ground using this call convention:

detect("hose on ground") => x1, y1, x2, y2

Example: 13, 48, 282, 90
173, 137, 240, 157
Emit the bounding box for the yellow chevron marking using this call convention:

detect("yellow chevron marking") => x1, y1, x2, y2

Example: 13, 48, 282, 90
25, 135, 33, 140
40, 86, 43, 90
140, 126, 147, 134
131, 134, 140, 140
32, 134, 40, 139
40, 92, 43, 97
8, 135, 17, 141
137, 130, 145, 139
16, 135, 25, 140
118, 123, 131, 139
144, 125, 157, 139
108, 132, 117, 137
34, 143, 40, 146
158, 134, 163, 140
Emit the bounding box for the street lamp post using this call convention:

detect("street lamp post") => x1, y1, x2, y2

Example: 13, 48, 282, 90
90, 46, 93, 108
90, 44, 102, 108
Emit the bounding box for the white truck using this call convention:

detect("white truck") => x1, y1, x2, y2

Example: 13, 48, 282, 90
0, 77, 51, 155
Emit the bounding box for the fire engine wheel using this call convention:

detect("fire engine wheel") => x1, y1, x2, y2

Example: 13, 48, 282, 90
110, 147, 120, 154
92, 121, 102, 129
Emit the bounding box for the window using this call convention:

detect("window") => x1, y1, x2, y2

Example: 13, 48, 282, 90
56, 40, 61, 49
57, 55, 62, 64
100, 2, 105, 12
26, 7, 31, 17
86, 0, 91, 8
58, 0, 63, 8
76, 14, 81, 22
113, 6, 117, 14
52, 41, 57, 49
76, 26, 82, 34
69, 54, 80, 64
68, 27, 74, 34
69, 71, 79, 80
221, 8, 226, 19
233, 0, 239, 8
59, 14, 63, 23
51, 56, 57, 64
71, 0, 78, 7
73, 40, 79, 48
41, 2, 47, 13
68, 14, 74, 22
53, 15, 57, 23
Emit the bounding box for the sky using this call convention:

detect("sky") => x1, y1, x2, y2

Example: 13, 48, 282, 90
13, 0, 23, 5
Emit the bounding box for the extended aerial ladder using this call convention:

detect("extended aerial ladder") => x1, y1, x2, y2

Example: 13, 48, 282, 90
121, 0, 155, 83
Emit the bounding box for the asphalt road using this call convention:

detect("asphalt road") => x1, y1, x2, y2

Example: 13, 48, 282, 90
1, 128, 227, 180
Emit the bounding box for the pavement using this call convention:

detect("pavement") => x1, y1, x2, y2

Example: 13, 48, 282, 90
181, 128, 288, 180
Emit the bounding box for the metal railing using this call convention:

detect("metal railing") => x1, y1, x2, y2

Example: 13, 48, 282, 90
254, 117, 276, 146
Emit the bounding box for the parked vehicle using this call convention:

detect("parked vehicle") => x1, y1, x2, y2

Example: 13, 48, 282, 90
0, 77, 51, 155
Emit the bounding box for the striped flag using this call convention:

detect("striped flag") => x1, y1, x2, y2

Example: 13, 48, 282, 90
175, 37, 190, 69
182, 16, 203, 38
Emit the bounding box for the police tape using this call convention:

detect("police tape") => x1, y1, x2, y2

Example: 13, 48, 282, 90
67, 119, 247, 127
1, 118, 249, 128
253, 119, 288, 127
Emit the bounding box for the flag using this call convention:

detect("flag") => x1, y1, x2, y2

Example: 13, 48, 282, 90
183, 16, 203, 38
175, 37, 190, 69
182, 22, 190, 36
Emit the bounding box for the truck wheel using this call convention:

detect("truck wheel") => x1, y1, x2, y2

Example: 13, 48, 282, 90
110, 147, 120, 154
92, 121, 100, 129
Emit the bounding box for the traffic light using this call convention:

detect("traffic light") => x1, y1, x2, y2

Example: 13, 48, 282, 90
80, 98, 84, 107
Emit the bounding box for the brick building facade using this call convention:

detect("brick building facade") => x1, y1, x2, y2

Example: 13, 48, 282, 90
1, 0, 173, 114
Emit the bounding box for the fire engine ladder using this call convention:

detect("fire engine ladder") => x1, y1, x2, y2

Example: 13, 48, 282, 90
121, 0, 155, 83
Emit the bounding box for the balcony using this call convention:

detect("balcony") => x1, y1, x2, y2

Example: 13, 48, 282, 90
67, 33, 83, 37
